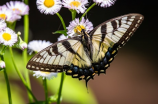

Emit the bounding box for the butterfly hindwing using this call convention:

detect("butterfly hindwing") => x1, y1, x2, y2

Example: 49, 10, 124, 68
90, 13, 144, 75
27, 37, 92, 73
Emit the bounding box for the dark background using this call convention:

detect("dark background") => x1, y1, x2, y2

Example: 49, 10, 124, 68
1, 0, 158, 104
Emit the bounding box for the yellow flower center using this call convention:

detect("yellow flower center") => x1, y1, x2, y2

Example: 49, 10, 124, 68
41, 71, 50, 75
12, 8, 22, 13
70, 1, 81, 7
0, 14, 6, 20
44, 0, 55, 8
74, 25, 85, 35
2, 33, 11, 41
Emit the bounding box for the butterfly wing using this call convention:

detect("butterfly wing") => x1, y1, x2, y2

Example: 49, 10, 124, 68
90, 13, 144, 75
26, 37, 92, 75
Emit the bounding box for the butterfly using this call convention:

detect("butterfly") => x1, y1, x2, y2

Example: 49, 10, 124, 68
26, 13, 144, 86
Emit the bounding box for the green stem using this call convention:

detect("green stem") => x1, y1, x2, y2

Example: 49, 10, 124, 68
57, 72, 65, 104
23, 0, 32, 101
70, 9, 76, 20
9, 47, 38, 103
56, 13, 67, 31
80, 3, 96, 21
56, 12, 67, 104
43, 78, 48, 104
1, 56, 12, 104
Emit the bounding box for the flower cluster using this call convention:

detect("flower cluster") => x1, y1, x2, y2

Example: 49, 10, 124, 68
36, 0, 116, 15
0, 1, 29, 22
36, 0, 116, 41
0, 1, 29, 48
0, 1, 29, 69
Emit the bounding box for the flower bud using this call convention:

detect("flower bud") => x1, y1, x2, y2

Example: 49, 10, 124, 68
0, 60, 5, 69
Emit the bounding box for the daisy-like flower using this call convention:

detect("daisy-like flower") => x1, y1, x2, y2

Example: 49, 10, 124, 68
0, 19, 7, 31
6, 1, 29, 15
0, 60, 5, 69
93, 0, 116, 8
67, 18, 93, 37
28, 40, 52, 54
0, 28, 17, 46
62, 0, 88, 13
36, 0, 62, 15
58, 34, 68, 41
33, 71, 57, 80
0, 5, 21, 22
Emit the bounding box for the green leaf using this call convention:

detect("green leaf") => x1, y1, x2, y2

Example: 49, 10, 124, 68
53, 30, 67, 36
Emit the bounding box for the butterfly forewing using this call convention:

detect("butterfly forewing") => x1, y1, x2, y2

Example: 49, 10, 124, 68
26, 37, 92, 72
90, 13, 144, 75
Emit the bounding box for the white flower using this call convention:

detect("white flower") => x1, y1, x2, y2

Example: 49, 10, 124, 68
28, 40, 52, 54
33, 71, 57, 80
36, 0, 62, 15
93, 0, 116, 8
0, 28, 17, 46
0, 19, 7, 31
67, 18, 93, 36
6, 1, 29, 15
58, 34, 68, 41
0, 5, 21, 22
0, 60, 5, 68
62, 0, 88, 13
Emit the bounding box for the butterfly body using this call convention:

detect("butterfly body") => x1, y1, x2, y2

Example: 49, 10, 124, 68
27, 13, 144, 84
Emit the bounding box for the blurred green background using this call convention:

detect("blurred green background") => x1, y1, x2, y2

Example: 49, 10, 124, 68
0, 0, 158, 104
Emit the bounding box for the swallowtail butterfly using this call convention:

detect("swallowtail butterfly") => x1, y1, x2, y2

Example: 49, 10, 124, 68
26, 13, 144, 85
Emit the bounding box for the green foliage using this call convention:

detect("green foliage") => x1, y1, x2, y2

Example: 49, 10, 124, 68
3, 49, 25, 79
0, 78, 25, 104
53, 30, 67, 36
37, 73, 98, 104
